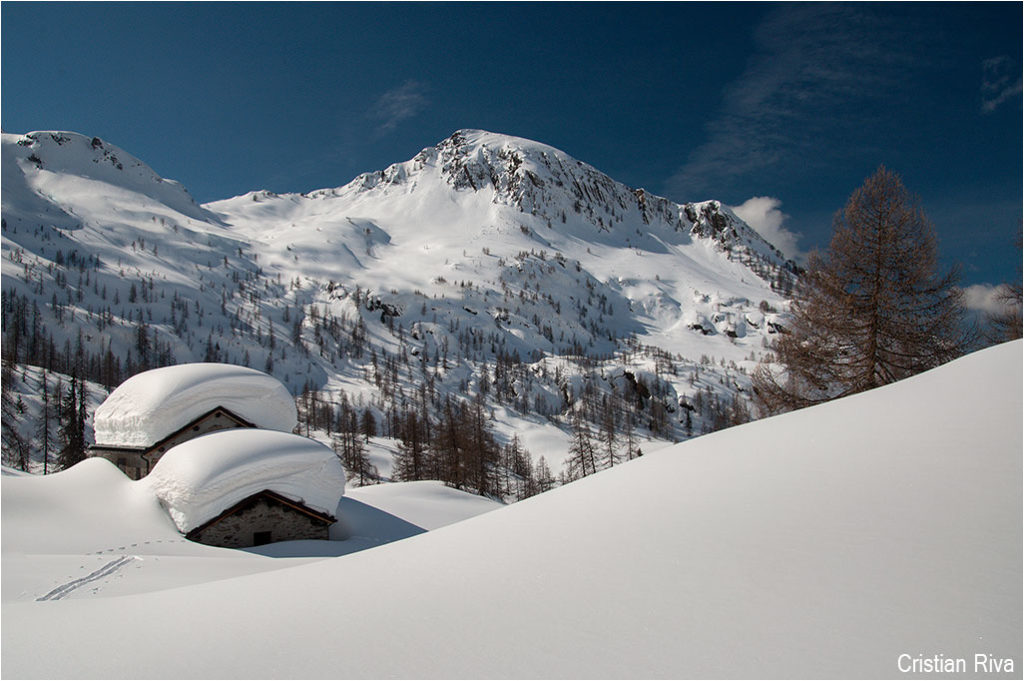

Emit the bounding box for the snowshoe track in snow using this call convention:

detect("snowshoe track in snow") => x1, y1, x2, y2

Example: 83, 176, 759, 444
36, 555, 137, 601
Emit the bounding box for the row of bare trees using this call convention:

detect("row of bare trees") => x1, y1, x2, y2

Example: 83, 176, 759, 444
390, 393, 556, 501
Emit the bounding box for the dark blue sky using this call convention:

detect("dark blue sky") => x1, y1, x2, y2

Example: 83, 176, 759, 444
2, 2, 1021, 290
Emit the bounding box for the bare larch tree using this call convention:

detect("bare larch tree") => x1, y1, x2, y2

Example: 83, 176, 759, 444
754, 166, 973, 414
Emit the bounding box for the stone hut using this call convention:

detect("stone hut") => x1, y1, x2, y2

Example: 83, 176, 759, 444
142, 428, 347, 549
89, 363, 298, 480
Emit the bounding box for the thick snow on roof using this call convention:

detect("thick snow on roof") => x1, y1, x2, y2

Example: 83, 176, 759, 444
93, 363, 297, 447
142, 429, 346, 533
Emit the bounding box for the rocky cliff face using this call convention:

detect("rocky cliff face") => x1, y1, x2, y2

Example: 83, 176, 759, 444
324, 129, 796, 284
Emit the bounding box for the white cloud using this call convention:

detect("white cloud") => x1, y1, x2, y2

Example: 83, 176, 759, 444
961, 283, 1017, 315
369, 80, 429, 133
981, 56, 1022, 113
729, 196, 803, 261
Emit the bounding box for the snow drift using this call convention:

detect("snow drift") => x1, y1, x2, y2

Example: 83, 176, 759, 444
344, 479, 505, 531
3, 341, 1020, 678
142, 429, 346, 532
2, 464, 500, 599
1, 457, 181, 555
92, 363, 298, 447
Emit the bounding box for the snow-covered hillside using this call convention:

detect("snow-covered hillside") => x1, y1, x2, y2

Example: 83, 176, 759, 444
2, 128, 797, 479
208, 129, 795, 365
3, 341, 1019, 678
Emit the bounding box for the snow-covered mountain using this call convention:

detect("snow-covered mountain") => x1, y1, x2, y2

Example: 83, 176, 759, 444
3, 340, 1019, 677
2, 128, 798, 476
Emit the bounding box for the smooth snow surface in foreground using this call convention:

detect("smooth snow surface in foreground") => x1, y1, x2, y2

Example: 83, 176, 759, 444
142, 429, 346, 532
4, 342, 1021, 678
92, 363, 297, 446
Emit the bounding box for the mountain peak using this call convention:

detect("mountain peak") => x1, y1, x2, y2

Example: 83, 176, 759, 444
221, 128, 797, 287
416, 130, 796, 269
6, 131, 163, 184
1, 130, 213, 224
445, 128, 566, 155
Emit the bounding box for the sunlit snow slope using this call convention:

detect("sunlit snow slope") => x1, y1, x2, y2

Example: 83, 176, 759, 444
3, 341, 1019, 679
2, 128, 799, 473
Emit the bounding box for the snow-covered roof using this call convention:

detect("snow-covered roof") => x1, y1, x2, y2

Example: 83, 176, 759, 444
142, 429, 346, 533
93, 363, 297, 447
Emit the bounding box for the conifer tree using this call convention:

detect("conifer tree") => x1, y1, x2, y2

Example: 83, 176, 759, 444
57, 376, 87, 470
503, 434, 535, 500
360, 408, 377, 442
432, 396, 466, 490
394, 409, 428, 482
534, 455, 556, 493
599, 398, 619, 469
622, 410, 638, 459
565, 408, 597, 481
755, 166, 972, 414
334, 409, 375, 486
36, 370, 53, 474
78, 374, 89, 441
466, 393, 499, 497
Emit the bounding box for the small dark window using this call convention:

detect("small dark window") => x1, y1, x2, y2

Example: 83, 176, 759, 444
253, 531, 272, 546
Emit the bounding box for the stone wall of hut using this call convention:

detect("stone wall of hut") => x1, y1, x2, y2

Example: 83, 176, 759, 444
188, 495, 331, 548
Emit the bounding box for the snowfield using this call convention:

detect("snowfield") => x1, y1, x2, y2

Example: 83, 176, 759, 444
344, 479, 505, 530
3, 341, 1020, 678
